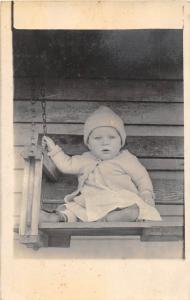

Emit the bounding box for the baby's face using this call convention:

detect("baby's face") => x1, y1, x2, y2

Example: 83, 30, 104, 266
87, 127, 122, 160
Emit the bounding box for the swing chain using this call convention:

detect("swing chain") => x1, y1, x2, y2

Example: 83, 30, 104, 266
40, 85, 47, 136
30, 80, 36, 148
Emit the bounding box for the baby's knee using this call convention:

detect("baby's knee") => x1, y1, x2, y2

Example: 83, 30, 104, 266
105, 204, 139, 222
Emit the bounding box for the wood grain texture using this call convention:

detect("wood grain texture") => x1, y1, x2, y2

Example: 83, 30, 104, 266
37, 134, 184, 158
39, 219, 183, 230
38, 218, 184, 246
14, 170, 184, 207
14, 78, 183, 102
14, 101, 184, 125
14, 135, 184, 173
141, 227, 183, 241
41, 171, 184, 204
14, 124, 184, 146
14, 157, 184, 176
19, 160, 30, 236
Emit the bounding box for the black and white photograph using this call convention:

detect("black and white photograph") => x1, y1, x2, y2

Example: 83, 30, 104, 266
1, 1, 190, 300
14, 28, 184, 257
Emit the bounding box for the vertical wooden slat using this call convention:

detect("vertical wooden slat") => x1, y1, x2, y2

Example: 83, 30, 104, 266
26, 159, 35, 226
19, 160, 30, 235
30, 157, 43, 236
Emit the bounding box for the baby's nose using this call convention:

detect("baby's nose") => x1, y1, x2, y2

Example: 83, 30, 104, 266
102, 137, 109, 145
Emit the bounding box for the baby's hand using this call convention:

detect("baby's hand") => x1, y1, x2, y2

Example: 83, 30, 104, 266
42, 136, 56, 152
141, 192, 155, 207
144, 197, 155, 207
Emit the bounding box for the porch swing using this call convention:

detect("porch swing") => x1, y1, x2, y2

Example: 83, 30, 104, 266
18, 81, 184, 249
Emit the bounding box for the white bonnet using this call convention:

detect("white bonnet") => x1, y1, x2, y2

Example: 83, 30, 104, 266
84, 106, 126, 146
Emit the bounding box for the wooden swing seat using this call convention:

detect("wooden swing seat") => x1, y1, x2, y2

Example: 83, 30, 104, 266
16, 133, 184, 249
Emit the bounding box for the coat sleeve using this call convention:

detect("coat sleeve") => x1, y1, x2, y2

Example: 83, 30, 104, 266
122, 151, 155, 204
47, 145, 86, 175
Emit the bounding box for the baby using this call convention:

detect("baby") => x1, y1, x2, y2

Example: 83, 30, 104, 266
41, 106, 161, 223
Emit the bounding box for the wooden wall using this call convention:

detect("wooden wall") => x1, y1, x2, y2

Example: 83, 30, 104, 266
14, 78, 184, 224
13, 30, 184, 257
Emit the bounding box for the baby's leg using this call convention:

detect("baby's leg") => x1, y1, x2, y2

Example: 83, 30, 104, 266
57, 208, 77, 222
105, 204, 139, 222
40, 207, 77, 222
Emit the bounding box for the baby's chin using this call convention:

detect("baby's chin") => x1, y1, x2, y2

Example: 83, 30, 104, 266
94, 151, 120, 161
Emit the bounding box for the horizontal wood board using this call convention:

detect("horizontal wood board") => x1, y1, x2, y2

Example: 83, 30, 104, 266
41, 172, 184, 205
14, 124, 184, 147
37, 134, 184, 158
14, 155, 184, 173
14, 101, 184, 125
14, 169, 184, 204
14, 191, 184, 217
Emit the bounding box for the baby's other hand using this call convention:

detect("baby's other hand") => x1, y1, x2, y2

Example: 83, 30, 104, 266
141, 192, 155, 207
145, 197, 155, 207
42, 136, 56, 152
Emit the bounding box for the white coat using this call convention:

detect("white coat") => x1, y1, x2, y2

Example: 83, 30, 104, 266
48, 146, 161, 222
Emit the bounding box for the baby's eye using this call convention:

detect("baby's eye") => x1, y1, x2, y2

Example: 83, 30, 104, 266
94, 136, 101, 140
109, 136, 116, 139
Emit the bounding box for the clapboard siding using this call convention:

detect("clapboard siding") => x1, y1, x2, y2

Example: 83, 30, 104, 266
14, 168, 184, 204
14, 124, 184, 146
14, 101, 183, 125
38, 134, 183, 158
14, 149, 184, 171
14, 136, 184, 161
41, 171, 184, 205
13, 77, 184, 232
14, 192, 184, 217
14, 79, 183, 102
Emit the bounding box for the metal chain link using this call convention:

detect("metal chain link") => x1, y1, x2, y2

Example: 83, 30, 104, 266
30, 79, 36, 148
40, 85, 47, 137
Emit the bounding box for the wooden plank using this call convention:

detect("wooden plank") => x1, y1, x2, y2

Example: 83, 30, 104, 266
14, 123, 184, 146
38, 134, 184, 158
19, 160, 30, 236
41, 171, 184, 204
15, 171, 184, 207
14, 79, 183, 102
157, 204, 183, 216
15, 192, 184, 221
30, 158, 43, 235
39, 219, 183, 230
48, 233, 71, 248
14, 170, 184, 203
26, 159, 35, 227
15, 135, 184, 160
14, 159, 184, 193
14, 162, 184, 194
14, 147, 184, 171
14, 101, 184, 125
141, 226, 183, 241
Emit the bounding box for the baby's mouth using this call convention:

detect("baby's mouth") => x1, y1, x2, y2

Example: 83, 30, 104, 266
102, 149, 110, 153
